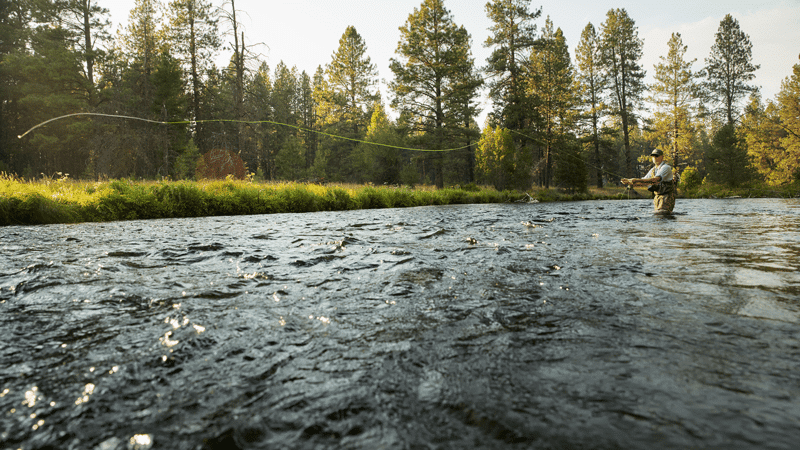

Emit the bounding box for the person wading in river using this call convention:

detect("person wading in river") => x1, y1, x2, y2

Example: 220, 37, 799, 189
621, 149, 675, 213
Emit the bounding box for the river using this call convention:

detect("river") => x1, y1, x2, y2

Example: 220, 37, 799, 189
2, 198, 799, 450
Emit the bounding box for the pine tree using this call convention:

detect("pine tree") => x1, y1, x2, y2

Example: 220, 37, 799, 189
351, 101, 407, 184
527, 17, 576, 188
316, 26, 378, 180
271, 62, 300, 178
10, 24, 90, 177
599, 8, 646, 177
105, 0, 172, 177
705, 14, 759, 126
325, 26, 378, 132
118, 0, 165, 113
55, 0, 112, 101
575, 22, 607, 187
648, 32, 702, 173
389, 0, 479, 188
165, 0, 220, 123
706, 123, 753, 187
444, 33, 482, 186
484, 0, 541, 130
739, 93, 783, 184
151, 51, 189, 177
773, 56, 800, 183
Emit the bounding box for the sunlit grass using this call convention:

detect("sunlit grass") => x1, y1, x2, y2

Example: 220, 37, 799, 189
2, 172, 797, 226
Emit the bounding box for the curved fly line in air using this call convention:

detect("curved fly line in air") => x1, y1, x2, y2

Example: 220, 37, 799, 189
17, 112, 472, 153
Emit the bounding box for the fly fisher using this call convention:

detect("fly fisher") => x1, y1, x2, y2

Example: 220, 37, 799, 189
621, 149, 675, 214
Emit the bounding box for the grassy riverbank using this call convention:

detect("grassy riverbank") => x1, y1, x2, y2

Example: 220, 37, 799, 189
0, 176, 528, 226
2, 174, 797, 226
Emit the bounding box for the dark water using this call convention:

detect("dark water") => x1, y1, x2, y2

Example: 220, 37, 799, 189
2, 198, 799, 450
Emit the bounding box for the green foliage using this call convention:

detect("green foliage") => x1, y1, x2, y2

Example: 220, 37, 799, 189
575, 22, 608, 188
319, 187, 353, 211
2, 1, 794, 193
528, 18, 577, 188
4, 194, 79, 225
275, 136, 307, 181
476, 126, 516, 190
174, 140, 201, 180
706, 124, 754, 187
774, 57, 800, 184
648, 32, 702, 171
154, 182, 208, 217
353, 187, 390, 209
705, 14, 759, 125
679, 166, 702, 191
281, 185, 318, 212
553, 140, 588, 193
389, 0, 481, 188
484, 0, 541, 130
600, 8, 646, 177
351, 102, 408, 184
3, 175, 798, 227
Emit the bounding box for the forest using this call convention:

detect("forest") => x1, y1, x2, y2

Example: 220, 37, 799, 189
1, 0, 798, 191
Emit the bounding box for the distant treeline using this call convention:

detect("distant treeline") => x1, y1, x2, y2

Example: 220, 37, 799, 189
1, 0, 798, 191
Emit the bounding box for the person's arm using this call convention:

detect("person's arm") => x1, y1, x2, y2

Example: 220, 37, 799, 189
621, 175, 662, 186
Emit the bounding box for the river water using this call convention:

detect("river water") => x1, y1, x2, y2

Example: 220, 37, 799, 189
1, 198, 799, 450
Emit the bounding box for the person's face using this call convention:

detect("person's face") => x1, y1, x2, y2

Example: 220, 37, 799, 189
651, 155, 662, 164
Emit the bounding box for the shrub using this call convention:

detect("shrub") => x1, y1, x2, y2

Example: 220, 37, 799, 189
281, 185, 318, 213
679, 166, 702, 192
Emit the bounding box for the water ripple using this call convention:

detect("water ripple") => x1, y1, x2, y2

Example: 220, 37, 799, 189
1, 199, 799, 449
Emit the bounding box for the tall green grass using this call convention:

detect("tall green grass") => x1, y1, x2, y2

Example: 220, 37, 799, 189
1, 173, 797, 226
0, 175, 527, 226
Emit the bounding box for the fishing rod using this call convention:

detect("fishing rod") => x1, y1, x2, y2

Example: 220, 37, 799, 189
17, 112, 472, 153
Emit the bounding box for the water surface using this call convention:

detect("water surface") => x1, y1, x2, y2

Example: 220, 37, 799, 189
2, 198, 799, 449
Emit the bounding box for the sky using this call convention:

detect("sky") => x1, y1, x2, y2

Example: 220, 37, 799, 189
108, 0, 800, 123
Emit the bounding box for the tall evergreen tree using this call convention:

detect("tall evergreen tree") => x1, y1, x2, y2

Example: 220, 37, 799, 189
484, 0, 541, 130
316, 26, 378, 180
389, 0, 479, 188
118, 0, 164, 110
706, 123, 753, 187
648, 32, 702, 172
2, 1, 41, 173
165, 0, 220, 123
776, 56, 800, 183
739, 93, 783, 184
10, 24, 90, 177
54, 0, 112, 101
748, 56, 800, 185
219, 0, 251, 153
271, 62, 299, 179
242, 62, 272, 177
705, 14, 759, 126
351, 101, 407, 184
599, 8, 645, 177
325, 26, 378, 132
527, 17, 576, 188
297, 70, 316, 174
151, 51, 189, 177
575, 22, 607, 187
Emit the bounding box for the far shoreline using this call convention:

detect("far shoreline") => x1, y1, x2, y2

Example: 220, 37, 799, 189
2, 176, 798, 227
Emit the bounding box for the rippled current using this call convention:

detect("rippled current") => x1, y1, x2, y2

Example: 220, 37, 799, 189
2, 198, 799, 450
